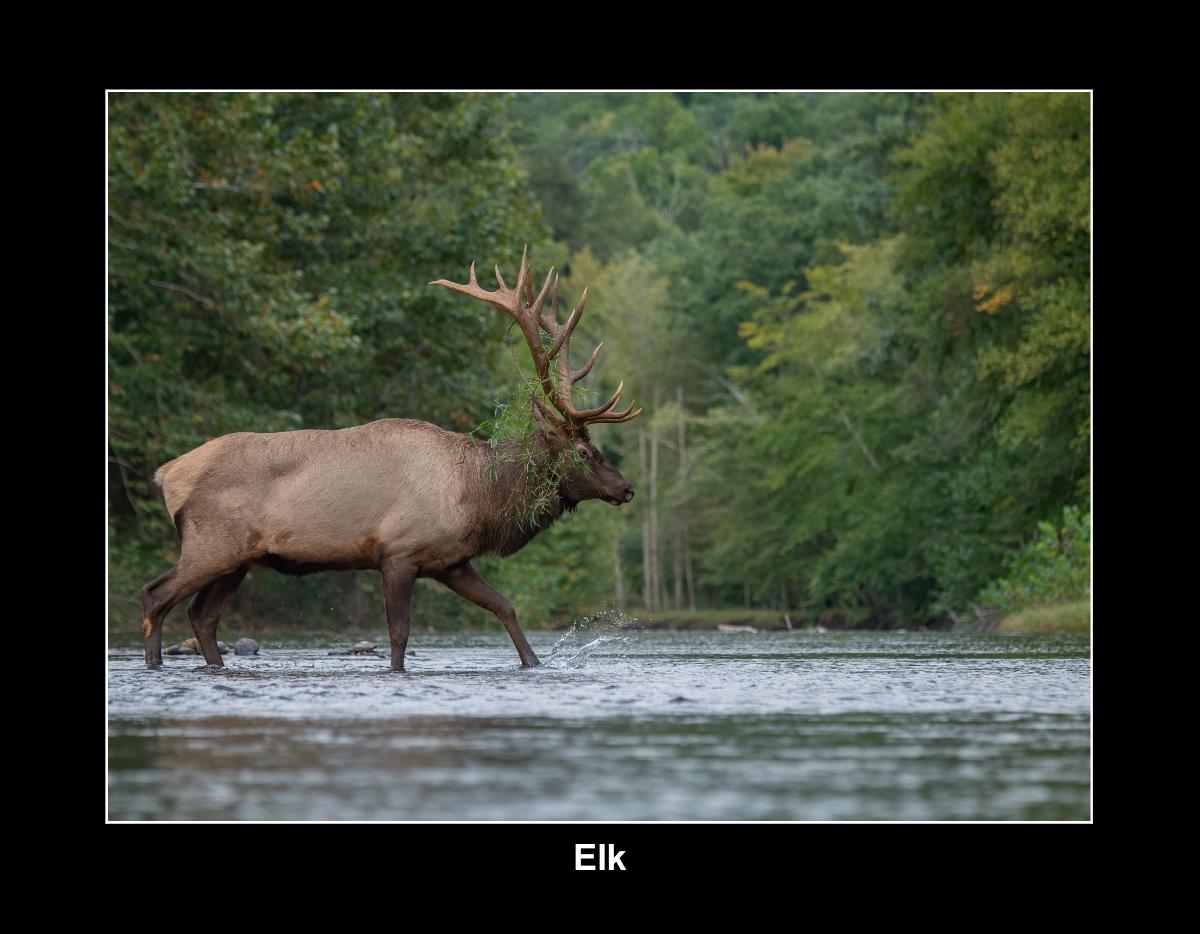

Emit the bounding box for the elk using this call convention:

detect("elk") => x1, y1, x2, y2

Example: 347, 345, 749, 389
140, 248, 642, 671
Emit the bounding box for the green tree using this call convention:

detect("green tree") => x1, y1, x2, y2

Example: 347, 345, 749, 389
109, 92, 546, 625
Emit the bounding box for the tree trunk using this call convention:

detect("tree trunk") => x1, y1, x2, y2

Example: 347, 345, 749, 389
648, 393, 661, 613
684, 528, 696, 613
673, 524, 683, 611
612, 529, 625, 609
674, 385, 686, 612
639, 427, 652, 611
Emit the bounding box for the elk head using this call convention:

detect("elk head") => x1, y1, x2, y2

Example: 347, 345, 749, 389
431, 247, 640, 507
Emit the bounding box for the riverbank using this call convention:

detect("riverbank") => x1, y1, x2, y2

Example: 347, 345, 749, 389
111, 601, 1091, 646
633, 609, 794, 631
106, 608, 796, 647
995, 600, 1090, 635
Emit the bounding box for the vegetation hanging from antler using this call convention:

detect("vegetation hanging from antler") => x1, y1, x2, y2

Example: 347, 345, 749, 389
434, 247, 644, 531
469, 380, 583, 531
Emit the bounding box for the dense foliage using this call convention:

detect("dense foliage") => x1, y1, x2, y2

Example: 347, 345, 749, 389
977, 506, 1090, 615
108, 91, 1091, 634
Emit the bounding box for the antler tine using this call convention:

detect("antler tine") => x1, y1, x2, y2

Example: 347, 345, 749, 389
573, 341, 603, 381
549, 287, 641, 427
547, 288, 586, 362
432, 251, 554, 402
538, 273, 561, 335
430, 258, 520, 318
569, 380, 626, 420
585, 402, 642, 424
512, 244, 530, 310
529, 266, 555, 319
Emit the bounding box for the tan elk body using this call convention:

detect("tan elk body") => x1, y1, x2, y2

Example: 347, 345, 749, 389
141, 249, 640, 670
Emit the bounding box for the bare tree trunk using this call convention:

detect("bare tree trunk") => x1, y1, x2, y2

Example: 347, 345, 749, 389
674, 385, 686, 612
639, 427, 652, 611
673, 525, 683, 611
612, 529, 625, 609
684, 528, 696, 613
649, 387, 661, 612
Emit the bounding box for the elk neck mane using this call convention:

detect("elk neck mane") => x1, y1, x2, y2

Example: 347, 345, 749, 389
454, 432, 577, 558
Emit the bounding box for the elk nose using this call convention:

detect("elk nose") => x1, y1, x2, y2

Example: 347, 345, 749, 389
623, 487, 635, 503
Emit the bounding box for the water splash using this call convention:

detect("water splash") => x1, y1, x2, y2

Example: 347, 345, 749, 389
542, 608, 641, 668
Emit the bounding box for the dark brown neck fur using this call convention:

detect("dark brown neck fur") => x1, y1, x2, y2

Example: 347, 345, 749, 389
461, 436, 574, 558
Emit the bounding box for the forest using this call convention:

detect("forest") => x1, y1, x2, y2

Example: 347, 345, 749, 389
107, 92, 1090, 634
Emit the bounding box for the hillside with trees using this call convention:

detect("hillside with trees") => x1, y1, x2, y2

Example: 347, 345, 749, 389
108, 91, 1090, 634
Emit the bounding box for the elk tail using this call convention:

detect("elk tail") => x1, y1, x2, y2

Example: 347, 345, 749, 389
153, 456, 190, 532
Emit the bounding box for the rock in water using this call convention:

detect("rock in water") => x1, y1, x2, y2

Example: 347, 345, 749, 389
165, 637, 231, 656
350, 641, 378, 655
234, 638, 260, 656
328, 648, 352, 656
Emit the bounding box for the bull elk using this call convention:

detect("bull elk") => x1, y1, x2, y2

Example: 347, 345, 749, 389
140, 248, 641, 671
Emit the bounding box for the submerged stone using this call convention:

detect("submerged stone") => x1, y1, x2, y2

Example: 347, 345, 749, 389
234, 638, 260, 656
164, 637, 231, 656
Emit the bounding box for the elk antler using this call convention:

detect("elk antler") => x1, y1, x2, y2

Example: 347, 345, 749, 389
431, 246, 642, 431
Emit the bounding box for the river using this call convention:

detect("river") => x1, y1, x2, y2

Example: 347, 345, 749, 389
107, 623, 1090, 821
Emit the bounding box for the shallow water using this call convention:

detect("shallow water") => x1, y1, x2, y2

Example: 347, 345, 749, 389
107, 623, 1090, 821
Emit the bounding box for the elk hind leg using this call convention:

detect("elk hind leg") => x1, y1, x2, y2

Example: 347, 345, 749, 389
436, 563, 540, 667
141, 559, 243, 669
186, 566, 249, 665
141, 567, 177, 668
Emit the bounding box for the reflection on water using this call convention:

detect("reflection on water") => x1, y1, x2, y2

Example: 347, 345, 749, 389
108, 625, 1090, 821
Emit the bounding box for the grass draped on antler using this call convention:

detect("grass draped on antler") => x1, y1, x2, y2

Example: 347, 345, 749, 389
437, 246, 640, 530
471, 371, 590, 531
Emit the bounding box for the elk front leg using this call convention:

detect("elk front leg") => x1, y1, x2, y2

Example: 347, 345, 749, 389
380, 559, 417, 671
436, 562, 541, 667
